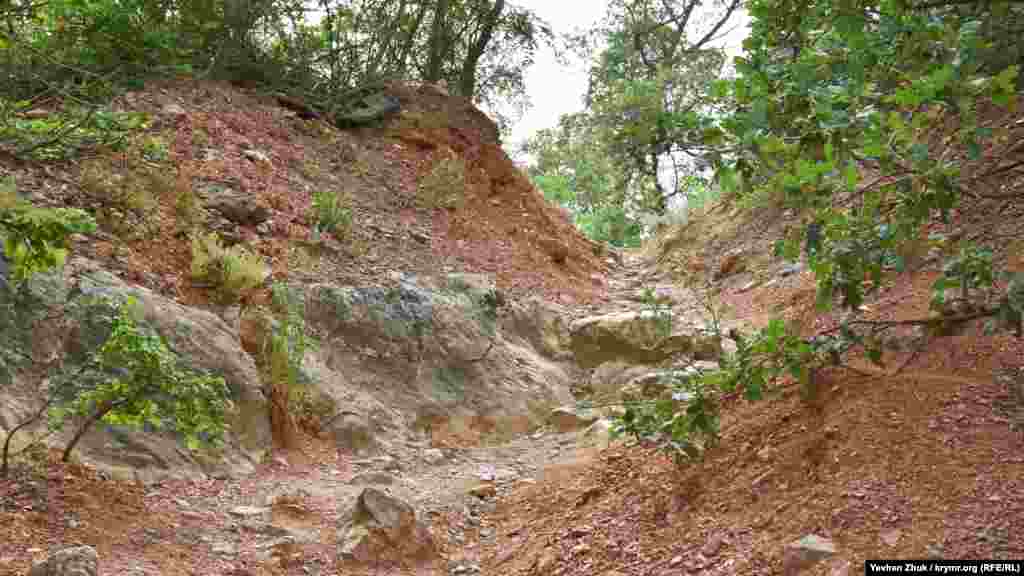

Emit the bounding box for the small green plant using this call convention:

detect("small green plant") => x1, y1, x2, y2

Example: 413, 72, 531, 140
189, 232, 268, 302
139, 135, 169, 162
418, 155, 467, 209
174, 184, 202, 233
262, 283, 318, 446
0, 106, 149, 160
1, 175, 97, 284
49, 298, 231, 462
311, 190, 352, 239
640, 287, 673, 340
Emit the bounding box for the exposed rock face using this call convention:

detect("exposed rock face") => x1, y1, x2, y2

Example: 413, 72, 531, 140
299, 273, 574, 448
337, 487, 437, 564
29, 546, 98, 576
570, 310, 722, 369
0, 258, 270, 481
501, 297, 572, 359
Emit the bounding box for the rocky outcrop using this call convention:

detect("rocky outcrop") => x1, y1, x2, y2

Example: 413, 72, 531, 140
337, 487, 437, 564
29, 546, 98, 576
0, 258, 270, 481
570, 310, 722, 369
298, 273, 574, 448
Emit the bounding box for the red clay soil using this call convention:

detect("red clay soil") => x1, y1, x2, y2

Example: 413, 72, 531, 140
4, 77, 605, 309
479, 270, 1024, 575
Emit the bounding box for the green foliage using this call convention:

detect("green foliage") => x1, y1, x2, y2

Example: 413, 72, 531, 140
311, 190, 352, 239
613, 0, 1024, 468
0, 104, 148, 160
49, 298, 230, 459
0, 176, 97, 284
419, 155, 467, 209
189, 232, 268, 303
639, 287, 672, 340
611, 369, 720, 465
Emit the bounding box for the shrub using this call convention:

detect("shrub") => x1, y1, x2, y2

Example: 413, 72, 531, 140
311, 190, 352, 239
49, 297, 231, 462
189, 232, 268, 302
418, 155, 467, 209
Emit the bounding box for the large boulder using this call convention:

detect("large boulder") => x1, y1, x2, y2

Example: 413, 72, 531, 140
299, 274, 574, 447
337, 488, 437, 564
29, 546, 98, 576
0, 258, 270, 481
569, 310, 722, 369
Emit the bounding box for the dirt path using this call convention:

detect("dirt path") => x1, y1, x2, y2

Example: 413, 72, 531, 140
53, 252, 673, 576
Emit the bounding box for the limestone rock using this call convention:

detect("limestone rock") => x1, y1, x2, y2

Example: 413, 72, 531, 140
569, 310, 722, 369
782, 534, 836, 576
1, 258, 269, 480
337, 488, 437, 564
29, 546, 98, 576
198, 182, 271, 226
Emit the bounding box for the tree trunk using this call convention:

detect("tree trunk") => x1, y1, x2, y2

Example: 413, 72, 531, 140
457, 0, 506, 98
62, 400, 117, 463
425, 0, 451, 83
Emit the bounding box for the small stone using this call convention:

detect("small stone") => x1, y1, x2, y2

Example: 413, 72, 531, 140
423, 448, 446, 465
702, 533, 725, 556
670, 555, 684, 566
29, 546, 98, 576
242, 149, 271, 164
827, 559, 852, 576
212, 541, 237, 556
161, 103, 186, 116
782, 534, 836, 576
229, 505, 270, 518
880, 529, 901, 547
468, 484, 497, 499
779, 263, 804, 277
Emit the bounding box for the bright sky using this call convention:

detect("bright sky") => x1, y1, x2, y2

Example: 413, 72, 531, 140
506, 0, 751, 156
505, 0, 608, 154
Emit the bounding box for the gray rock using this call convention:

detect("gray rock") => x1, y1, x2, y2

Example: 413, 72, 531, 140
29, 546, 98, 576
569, 310, 722, 369
1, 258, 269, 480
337, 488, 437, 563
782, 534, 836, 575
422, 448, 446, 465
229, 505, 270, 518
779, 263, 804, 277
161, 103, 186, 116
242, 149, 271, 165
198, 182, 271, 226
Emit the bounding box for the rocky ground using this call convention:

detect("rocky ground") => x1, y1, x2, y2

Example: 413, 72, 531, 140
3, 80, 1024, 576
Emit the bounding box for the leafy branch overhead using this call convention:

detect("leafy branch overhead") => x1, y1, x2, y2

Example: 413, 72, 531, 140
611, 0, 1024, 465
